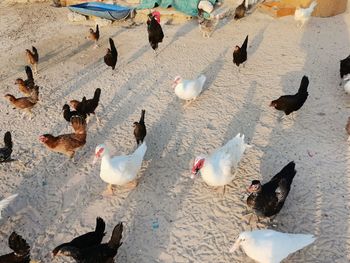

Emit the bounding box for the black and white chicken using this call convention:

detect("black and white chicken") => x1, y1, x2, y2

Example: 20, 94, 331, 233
246, 161, 296, 219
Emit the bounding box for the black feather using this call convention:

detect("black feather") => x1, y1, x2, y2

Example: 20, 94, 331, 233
0, 131, 12, 162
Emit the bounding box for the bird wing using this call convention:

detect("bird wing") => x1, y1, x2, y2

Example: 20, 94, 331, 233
0, 194, 18, 219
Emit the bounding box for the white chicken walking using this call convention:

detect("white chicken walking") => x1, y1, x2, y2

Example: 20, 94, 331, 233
294, 1, 317, 28
230, 229, 316, 263
0, 194, 18, 220
173, 74, 206, 103
93, 142, 147, 195
191, 133, 250, 193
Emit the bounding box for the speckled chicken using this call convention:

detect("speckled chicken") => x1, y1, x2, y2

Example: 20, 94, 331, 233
53, 217, 106, 256
70, 88, 101, 123
0, 232, 31, 263
25, 46, 39, 74
0, 131, 13, 162
62, 104, 87, 123
247, 161, 296, 218
39, 116, 86, 158
89, 24, 100, 47
56, 222, 123, 263
104, 38, 118, 70
15, 66, 35, 96
133, 109, 146, 145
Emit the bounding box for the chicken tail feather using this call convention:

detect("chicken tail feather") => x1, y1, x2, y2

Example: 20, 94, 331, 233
109, 38, 117, 56
95, 217, 106, 235
298, 75, 309, 94
241, 35, 249, 52
71, 116, 86, 134
139, 109, 146, 125
108, 222, 123, 250
4, 131, 12, 150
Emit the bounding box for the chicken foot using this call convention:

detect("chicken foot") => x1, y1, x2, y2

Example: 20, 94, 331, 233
124, 179, 138, 190
102, 184, 115, 196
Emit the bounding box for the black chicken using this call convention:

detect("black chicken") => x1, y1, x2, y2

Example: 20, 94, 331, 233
104, 38, 118, 70
234, 0, 246, 20
56, 222, 123, 263
0, 131, 13, 162
52, 217, 106, 256
270, 75, 309, 116
233, 35, 248, 67
147, 13, 164, 52
340, 54, 350, 79
133, 109, 146, 145
62, 104, 87, 123
247, 161, 296, 218
70, 88, 101, 119
0, 232, 31, 263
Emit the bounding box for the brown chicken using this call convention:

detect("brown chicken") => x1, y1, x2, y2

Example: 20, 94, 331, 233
15, 66, 35, 96
25, 46, 39, 74
39, 116, 86, 158
89, 24, 100, 47
4, 86, 39, 113
234, 0, 246, 20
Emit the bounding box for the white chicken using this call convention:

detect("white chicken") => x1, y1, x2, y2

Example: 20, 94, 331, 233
173, 74, 206, 102
343, 74, 350, 94
294, 1, 317, 28
230, 229, 316, 263
0, 194, 18, 219
93, 142, 147, 195
191, 133, 250, 192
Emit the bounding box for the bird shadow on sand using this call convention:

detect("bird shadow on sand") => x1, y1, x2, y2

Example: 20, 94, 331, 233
249, 25, 268, 58
200, 47, 229, 95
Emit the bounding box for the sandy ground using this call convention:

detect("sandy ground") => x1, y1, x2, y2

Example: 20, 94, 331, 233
0, 1, 350, 262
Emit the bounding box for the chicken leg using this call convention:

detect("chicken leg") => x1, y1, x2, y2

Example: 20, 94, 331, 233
102, 184, 114, 196
124, 179, 138, 190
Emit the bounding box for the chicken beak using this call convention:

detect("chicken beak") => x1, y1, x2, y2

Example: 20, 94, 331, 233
229, 238, 241, 253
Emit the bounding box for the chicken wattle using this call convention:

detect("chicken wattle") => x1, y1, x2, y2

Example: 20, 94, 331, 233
191, 133, 251, 188
93, 142, 147, 195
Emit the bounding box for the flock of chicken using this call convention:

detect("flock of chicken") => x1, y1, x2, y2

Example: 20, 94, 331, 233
0, 1, 349, 262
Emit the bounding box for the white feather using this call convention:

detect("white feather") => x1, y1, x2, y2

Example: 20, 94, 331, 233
294, 1, 317, 27
96, 143, 147, 186
230, 229, 316, 263
0, 194, 18, 219
174, 75, 206, 101
197, 133, 250, 186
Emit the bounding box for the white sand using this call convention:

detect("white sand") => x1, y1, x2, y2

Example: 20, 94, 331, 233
0, 1, 350, 262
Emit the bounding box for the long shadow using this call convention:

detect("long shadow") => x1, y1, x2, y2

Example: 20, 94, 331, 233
201, 47, 229, 95
249, 25, 267, 57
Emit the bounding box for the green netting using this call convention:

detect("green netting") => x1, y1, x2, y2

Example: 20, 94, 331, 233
138, 0, 217, 17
